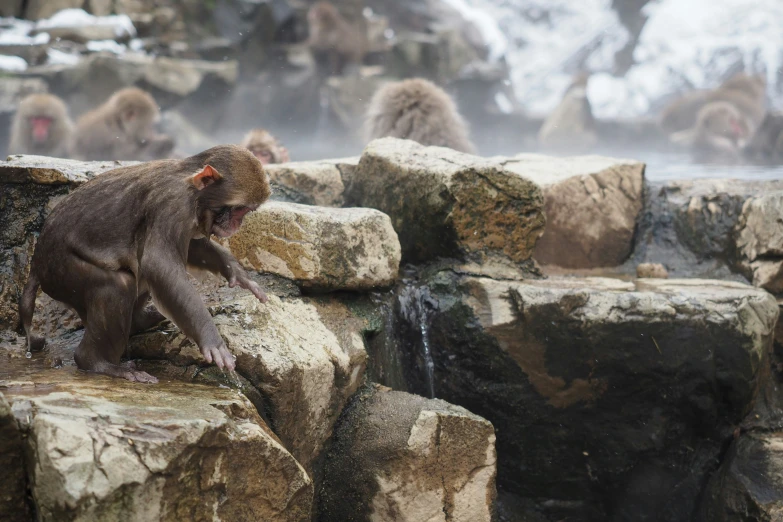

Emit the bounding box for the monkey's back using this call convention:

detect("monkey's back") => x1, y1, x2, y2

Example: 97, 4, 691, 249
365, 78, 475, 154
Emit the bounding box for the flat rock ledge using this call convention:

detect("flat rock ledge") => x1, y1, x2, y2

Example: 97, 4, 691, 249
0, 360, 312, 521
266, 158, 358, 207
1, 154, 137, 185
501, 154, 645, 269
737, 191, 783, 294
319, 385, 496, 522
228, 202, 401, 291
345, 138, 545, 266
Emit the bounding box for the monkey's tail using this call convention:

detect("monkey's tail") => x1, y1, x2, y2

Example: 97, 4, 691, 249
19, 272, 43, 352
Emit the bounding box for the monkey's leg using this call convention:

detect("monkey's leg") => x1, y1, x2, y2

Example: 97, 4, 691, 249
131, 291, 166, 333
75, 271, 158, 384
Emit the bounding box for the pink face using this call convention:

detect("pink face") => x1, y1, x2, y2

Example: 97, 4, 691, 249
211, 205, 257, 238
251, 149, 273, 165
30, 117, 52, 143
729, 117, 748, 140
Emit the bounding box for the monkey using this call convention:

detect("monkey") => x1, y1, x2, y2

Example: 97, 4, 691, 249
306, 1, 368, 75
670, 101, 750, 165
239, 128, 290, 165
8, 93, 74, 157
538, 72, 597, 153
659, 73, 766, 135
19, 145, 270, 383
71, 87, 175, 162
364, 78, 476, 154
743, 111, 783, 165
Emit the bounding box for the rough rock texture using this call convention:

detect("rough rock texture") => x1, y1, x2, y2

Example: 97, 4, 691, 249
228, 202, 401, 291
265, 158, 358, 207
0, 392, 30, 519
501, 154, 645, 268
700, 431, 783, 522
0, 352, 312, 521
345, 138, 545, 266
737, 192, 783, 294
129, 291, 369, 471
381, 273, 778, 521
636, 262, 668, 278
319, 385, 496, 522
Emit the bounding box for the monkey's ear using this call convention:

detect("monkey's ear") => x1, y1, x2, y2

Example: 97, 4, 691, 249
190, 165, 223, 190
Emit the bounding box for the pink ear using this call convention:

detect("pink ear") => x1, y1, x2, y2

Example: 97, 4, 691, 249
190, 165, 223, 190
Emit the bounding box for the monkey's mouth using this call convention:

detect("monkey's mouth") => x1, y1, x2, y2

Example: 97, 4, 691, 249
211, 206, 256, 238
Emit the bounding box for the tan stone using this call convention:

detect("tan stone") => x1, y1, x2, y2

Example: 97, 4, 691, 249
501, 154, 645, 268
636, 263, 668, 279
347, 138, 545, 265
265, 158, 357, 207
228, 202, 400, 291
737, 192, 783, 293
25, 0, 84, 20
0, 155, 136, 185
320, 386, 496, 522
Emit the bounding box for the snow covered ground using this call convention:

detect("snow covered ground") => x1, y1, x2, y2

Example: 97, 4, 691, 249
455, 0, 783, 118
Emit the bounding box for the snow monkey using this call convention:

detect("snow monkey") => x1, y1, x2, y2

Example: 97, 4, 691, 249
240, 128, 290, 164
9, 93, 73, 157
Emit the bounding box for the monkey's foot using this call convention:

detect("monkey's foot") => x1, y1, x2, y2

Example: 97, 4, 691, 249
201, 344, 236, 371
91, 362, 159, 384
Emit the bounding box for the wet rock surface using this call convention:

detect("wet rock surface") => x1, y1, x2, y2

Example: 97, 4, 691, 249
346, 138, 545, 266
319, 385, 496, 522
375, 273, 778, 521
501, 154, 645, 268
227, 202, 401, 292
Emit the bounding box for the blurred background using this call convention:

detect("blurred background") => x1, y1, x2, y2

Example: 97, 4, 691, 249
1, 0, 782, 179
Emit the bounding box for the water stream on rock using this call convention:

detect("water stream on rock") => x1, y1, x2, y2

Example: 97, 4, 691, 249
397, 282, 437, 399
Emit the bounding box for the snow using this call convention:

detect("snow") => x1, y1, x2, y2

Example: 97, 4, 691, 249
0, 54, 27, 72
46, 48, 81, 65
440, 0, 509, 62
86, 40, 127, 54
36, 9, 136, 39
0, 17, 50, 45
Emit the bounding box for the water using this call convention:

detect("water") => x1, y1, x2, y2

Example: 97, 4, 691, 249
641, 152, 783, 181
397, 283, 437, 399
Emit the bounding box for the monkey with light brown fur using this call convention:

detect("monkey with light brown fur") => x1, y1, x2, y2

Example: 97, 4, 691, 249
307, 1, 368, 75
71, 87, 175, 161
9, 93, 74, 158
239, 128, 290, 164
364, 78, 476, 154
671, 101, 750, 165
538, 72, 597, 153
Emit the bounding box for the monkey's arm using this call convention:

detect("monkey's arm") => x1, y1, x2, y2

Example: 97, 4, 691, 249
187, 238, 268, 303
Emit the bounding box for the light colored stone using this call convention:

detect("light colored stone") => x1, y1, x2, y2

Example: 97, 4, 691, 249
0, 363, 312, 521
265, 158, 357, 207
0, 155, 136, 185
636, 262, 668, 279
25, 0, 84, 20
501, 154, 644, 268
347, 138, 545, 265
130, 292, 368, 471
737, 191, 783, 293
320, 386, 496, 522
228, 202, 400, 291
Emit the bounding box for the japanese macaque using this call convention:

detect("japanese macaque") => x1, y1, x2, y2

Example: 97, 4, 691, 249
364, 78, 476, 154
9, 94, 73, 157
743, 112, 783, 165
19, 145, 270, 383
239, 128, 290, 164
538, 73, 597, 152
306, 1, 367, 75
670, 101, 750, 164
660, 73, 766, 135
71, 87, 175, 161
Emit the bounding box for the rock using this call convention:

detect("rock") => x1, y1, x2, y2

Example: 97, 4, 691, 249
700, 431, 783, 521
34, 9, 137, 43
737, 192, 783, 294
0, 77, 48, 115
0, 155, 134, 185
129, 291, 369, 471
319, 385, 497, 522
636, 262, 668, 278
0, 0, 23, 17
265, 158, 358, 207
384, 273, 777, 520
0, 357, 313, 521
347, 138, 545, 266
500, 154, 645, 269
24, 0, 84, 20
0, 393, 30, 520
227, 202, 401, 291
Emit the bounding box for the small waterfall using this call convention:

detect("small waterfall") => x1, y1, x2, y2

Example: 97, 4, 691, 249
397, 282, 437, 399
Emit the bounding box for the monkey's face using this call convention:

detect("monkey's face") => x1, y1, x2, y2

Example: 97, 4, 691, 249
249, 147, 274, 164
28, 116, 53, 143
209, 205, 258, 238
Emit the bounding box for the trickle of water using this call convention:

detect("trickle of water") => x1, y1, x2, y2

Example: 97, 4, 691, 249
397, 283, 437, 399
25, 351, 32, 359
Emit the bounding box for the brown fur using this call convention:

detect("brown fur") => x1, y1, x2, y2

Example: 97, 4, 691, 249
671, 101, 750, 164
307, 1, 367, 75
9, 93, 73, 157
743, 111, 783, 165
364, 78, 476, 153
19, 145, 270, 383
71, 87, 175, 161
660, 73, 766, 134
538, 73, 597, 152
239, 128, 290, 164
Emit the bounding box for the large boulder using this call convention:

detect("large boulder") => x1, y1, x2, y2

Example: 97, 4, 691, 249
227, 202, 401, 292
377, 274, 778, 521
737, 192, 783, 294
346, 138, 545, 266
0, 393, 29, 519
501, 154, 645, 268
319, 385, 496, 522
0, 348, 312, 521
265, 158, 358, 207
129, 290, 369, 471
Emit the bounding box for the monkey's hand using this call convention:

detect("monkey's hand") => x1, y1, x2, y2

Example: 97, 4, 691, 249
201, 341, 236, 371
227, 266, 269, 304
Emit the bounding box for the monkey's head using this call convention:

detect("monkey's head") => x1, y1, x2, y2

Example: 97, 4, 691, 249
697, 102, 749, 143
187, 145, 271, 238
17, 93, 69, 145
239, 128, 281, 165
109, 87, 160, 140
308, 2, 339, 27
